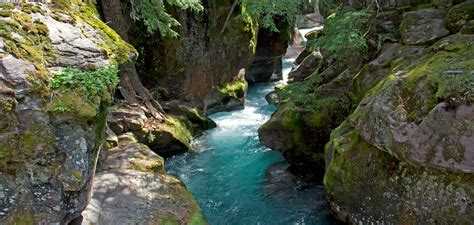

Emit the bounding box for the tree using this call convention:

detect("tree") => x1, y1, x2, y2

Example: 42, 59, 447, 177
129, 0, 203, 37
241, 0, 303, 32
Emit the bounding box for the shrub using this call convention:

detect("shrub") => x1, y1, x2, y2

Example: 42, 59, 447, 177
50, 66, 119, 101
307, 9, 373, 60
129, 0, 203, 37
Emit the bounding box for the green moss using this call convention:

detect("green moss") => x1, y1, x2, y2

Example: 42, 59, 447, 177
131, 157, 165, 173
75, 1, 136, 64
49, 92, 98, 119
0, 13, 54, 72
160, 216, 179, 225
21, 3, 45, 14
0, 124, 55, 173
403, 34, 474, 100
219, 79, 248, 99
165, 116, 193, 148
0, 3, 15, 10
187, 209, 207, 225
445, 2, 474, 33
0, 10, 13, 17
11, 213, 41, 225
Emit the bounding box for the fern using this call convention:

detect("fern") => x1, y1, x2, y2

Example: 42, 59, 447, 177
241, 0, 303, 32
307, 9, 372, 59
129, 0, 204, 37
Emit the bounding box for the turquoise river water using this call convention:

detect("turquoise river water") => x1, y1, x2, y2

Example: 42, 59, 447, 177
166, 59, 338, 225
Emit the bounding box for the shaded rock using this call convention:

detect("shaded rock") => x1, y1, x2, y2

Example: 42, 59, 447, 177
105, 126, 118, 148
400, 8, 450, 45
107, 103, 189, 157
108, 102, 216, 157
375, 10, 403, 43
294, 49, 311, 65
107, 104, 148, 134
288, 51, 323, 83
265, 91, 280, 105
80, 143, 206, 225
164, 101, 217, 136
204, 71, 248, 115
445, 2, 474, 34
203, 88, 245, 115
246, 24, 289, 83
102, 1, 258, 112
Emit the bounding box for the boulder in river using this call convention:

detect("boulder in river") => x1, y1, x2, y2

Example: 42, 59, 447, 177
108, 102, 215, 157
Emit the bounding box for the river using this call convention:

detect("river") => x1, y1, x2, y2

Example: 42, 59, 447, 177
166, 59, 338, 225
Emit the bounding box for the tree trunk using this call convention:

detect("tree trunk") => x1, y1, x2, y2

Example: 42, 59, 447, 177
99, 0, 164, 119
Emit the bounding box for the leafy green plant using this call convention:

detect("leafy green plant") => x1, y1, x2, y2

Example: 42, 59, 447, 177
276, 74, 323, 107
53, 100, 68, 112
307, 9, 373, 59
129, 0, 204, 37
241, 0, 303, 32
50, 66, 120, 101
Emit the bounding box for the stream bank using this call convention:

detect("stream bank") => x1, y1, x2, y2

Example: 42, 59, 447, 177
166, 59, 338, 225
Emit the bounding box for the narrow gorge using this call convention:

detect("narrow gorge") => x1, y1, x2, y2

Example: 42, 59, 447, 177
0, 0, 472, 224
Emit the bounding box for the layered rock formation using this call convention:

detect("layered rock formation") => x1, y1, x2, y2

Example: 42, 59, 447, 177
259, 0, 474, 222
0, 1, 134, 223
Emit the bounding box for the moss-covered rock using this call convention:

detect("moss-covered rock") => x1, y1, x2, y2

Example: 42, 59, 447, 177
400, 8, 450, 45
445, 2, 474, 34
108, 102, 215, 157
0, 1, 133, 223
325, 121, 474, 224
324, 33, 474, 223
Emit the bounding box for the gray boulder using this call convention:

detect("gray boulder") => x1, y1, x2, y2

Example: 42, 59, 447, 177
400, 8, 450, 45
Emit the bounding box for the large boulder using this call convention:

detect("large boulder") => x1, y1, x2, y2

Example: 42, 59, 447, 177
287, 51, 323, 83
400, 8, 451, 45
445, 2, 474, 34
108, 102, 215, 157
325, 34, 474, 223
246, 24, 290, 83
80, 143, 206, 224
203, 70, 248, 115
0, 1, 134, 223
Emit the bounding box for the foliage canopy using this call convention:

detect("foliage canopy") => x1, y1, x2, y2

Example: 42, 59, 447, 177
307, 9, 372, 59
129, 0, 204, 37
241, 0, 303, 32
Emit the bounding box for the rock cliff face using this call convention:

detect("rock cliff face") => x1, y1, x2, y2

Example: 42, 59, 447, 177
100, 0, 257, 113
245, 24, 290, 83
259, 0, 474, 222
0, 1, 134, 223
